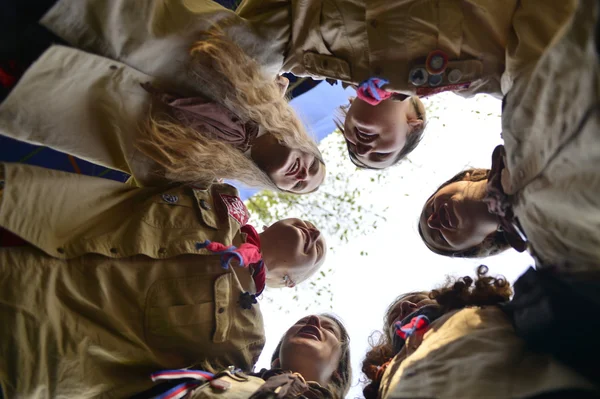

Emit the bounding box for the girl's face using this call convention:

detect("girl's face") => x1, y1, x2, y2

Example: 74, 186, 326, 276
419, 180, 498, 252
269, 147, 325, 193
260, 218, 326, 287
251, 134, 325, 193
343, 96, 424, 169
278, 315, 343, 386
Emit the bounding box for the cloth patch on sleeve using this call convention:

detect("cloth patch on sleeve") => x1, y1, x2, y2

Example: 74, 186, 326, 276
220, 194, 250, 225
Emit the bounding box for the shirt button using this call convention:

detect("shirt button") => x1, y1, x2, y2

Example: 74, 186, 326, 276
218, 307, 226, 314
57, 247, 65, 254
110, 65, 117, 70
200, 199, 212, 210
158, 247, 167, 255
110, 248, 118, 254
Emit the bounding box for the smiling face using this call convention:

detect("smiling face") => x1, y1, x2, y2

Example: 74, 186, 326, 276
250, 133, 325, 193
419, 179, 499, 253
277, 315, 344, 386
342, 96, 425, 169
259, 218, 327, 287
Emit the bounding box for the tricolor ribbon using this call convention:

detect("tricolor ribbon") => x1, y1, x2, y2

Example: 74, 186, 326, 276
356, 77, 392, 106
150, 369, 215, 399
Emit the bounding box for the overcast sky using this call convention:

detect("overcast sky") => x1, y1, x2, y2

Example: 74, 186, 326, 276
252, 91, 533, 398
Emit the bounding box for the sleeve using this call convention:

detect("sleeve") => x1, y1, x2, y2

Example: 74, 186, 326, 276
0, 45, 165, 186
0, 162, 157, 256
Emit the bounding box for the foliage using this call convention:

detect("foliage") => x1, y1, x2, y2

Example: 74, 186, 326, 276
246, 130, 389, 309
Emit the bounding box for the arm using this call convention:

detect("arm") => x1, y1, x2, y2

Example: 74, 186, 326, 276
0, 45, 166, 185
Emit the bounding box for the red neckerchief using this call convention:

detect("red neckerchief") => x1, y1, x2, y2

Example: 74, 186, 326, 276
483, 145, 528, 252
241, 225, 266, 296
0, 228, 28, 247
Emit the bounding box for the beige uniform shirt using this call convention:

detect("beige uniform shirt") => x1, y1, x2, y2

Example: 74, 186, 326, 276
237, 0, 576, 97
379, 307, 595, 399
502, 0, 600, 272
37, 0, 575, 98
0, 163, 265, 399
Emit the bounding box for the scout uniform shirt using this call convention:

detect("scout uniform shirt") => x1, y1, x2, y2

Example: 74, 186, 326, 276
30, 0, 575, 99
379, 307, 596, 399
0, 163, 265, 399
236, 0, 576, 97
501, 0, 600, 272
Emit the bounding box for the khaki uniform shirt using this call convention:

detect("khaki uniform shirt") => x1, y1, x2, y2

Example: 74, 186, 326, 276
0, 46, 167, 186
38, 0, 575, 98
502, 0, 600, 272
379, 307, 595, 399
0, 163, 265, 399
237, 0, 576, 97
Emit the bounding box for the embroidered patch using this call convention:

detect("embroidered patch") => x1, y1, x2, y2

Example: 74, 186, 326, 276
416, 82, 471, 97
220, 194, 250, 226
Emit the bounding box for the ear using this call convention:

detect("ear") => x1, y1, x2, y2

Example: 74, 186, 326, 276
271, 358, 281, 368
276, 75, 289, 98
407, 118, 424, 130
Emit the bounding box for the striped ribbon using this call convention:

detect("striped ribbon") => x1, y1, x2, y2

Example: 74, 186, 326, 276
150, 369, 215, 399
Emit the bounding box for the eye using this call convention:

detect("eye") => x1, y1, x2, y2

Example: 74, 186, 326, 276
309, 159, 319, 174
293, 181, 303, 191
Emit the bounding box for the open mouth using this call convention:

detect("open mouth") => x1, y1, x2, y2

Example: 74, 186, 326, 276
297, 224, 311, 253
439, 202, 458, 230
297, 325, 321, 341
286, 158, 300, 176
354, 127, 377, 143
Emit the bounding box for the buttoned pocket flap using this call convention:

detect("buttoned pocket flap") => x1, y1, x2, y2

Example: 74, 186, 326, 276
213, 273, 232, 344
141, 188, 200, 228
193, 188, 218, 229
303, 52, 352, 81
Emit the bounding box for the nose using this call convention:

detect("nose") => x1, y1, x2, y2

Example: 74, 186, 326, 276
355, 142, 373, 156
296, 166, 308, 181
427, 211, 442, 231
309, 228, 321, 243
306, 315, 321, 328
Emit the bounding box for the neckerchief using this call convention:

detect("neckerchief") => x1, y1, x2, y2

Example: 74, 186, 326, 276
483, 145, 528, 252
141, 83, 259, 153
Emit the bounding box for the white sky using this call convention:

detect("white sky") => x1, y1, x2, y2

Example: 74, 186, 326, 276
253, 92, 533, 398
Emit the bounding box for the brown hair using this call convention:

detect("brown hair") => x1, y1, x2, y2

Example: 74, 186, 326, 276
137, 28, 324, 191
361, 266, 512, 399
271, 314, 352, 399
334, 97, 426, 170
418, 168, 511, 258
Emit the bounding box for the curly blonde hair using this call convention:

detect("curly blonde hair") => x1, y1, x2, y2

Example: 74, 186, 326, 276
137, 28, 323, 190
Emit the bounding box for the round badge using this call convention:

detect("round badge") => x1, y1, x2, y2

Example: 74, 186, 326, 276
425, 50, 449, 75
447, 69, 462, 84
161, 194, 179, 204
408, 67, 428, 87
428, 74, 443, 87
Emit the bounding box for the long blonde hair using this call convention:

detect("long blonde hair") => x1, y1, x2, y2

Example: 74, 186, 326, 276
137, 28, 323, 190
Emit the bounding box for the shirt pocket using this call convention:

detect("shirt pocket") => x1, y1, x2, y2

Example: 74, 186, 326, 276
144, 273, 231, 351
140, 188, 215, 229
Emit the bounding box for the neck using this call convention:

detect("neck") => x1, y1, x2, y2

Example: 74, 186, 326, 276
471, 179, 501, 228
257, 231, 275, 272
